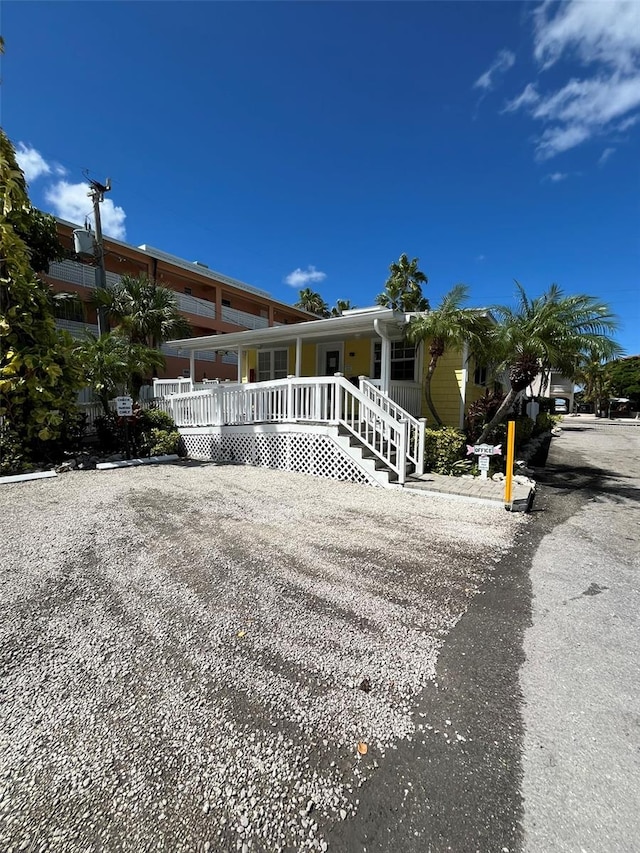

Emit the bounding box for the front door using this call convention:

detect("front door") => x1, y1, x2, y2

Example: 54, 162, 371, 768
317, 343, 343, 376
324, 349, 340, 375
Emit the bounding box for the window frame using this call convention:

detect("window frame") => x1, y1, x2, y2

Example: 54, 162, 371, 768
372, 340, 417, 381
257, 348, 289, 382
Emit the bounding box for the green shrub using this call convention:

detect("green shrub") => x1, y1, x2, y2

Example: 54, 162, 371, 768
94, 405, 182, 458
533, 411, 557, 435
423, 427, 467, 475
515, 416, 534, 448
147, 427, 181, 456
0, 424, 32, 475
138, 407, 176, 431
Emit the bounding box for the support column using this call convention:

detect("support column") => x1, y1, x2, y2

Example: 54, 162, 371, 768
237, 347, 244, 383
380, 337, 391, 396
295, 337, 302, 377
189, 350, 195, 384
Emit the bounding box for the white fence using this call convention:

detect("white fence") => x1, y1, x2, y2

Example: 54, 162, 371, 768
162, 375, 419, 484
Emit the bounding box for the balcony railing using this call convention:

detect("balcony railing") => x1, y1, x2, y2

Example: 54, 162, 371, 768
173, 291, 216, 319
49, 260, 218, 321
55, 319, 99, 338
48, 259, 121, 289
221, 305, 269, 330
160, 344, 217, 362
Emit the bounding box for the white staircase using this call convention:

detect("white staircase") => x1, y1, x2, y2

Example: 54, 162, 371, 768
160, 374, 425, 488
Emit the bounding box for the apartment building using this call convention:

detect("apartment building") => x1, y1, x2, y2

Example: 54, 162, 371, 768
44, 219, 312, 381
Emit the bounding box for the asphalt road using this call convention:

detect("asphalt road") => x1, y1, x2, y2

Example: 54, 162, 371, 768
328, 419, 640, 852
521, 420, 640, 853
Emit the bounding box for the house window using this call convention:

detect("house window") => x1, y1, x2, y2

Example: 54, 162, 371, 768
474, 364, 488, 386
184, 287, 192, 296
373, 341, 416, 381
222, 298, 231, 308
257, 349, 288, 382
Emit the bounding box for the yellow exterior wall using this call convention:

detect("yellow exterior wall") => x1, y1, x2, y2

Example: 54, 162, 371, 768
301, 343, 315, 375
423, 347, 463, 427
343, 338, 372, 379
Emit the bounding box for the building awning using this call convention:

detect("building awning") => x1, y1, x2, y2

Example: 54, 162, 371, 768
168, 307, 408, 352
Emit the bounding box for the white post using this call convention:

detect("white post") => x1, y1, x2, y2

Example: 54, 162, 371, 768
237, 347, 243, 384
189, 350, 195, 385
380, 337, 391, 396
286, 375, 294, 420
416, 417, 427, 476
295, 337, 302, 377
398, 419, 408, 485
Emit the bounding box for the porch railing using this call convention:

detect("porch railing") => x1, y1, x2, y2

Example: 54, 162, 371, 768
162, 375, 410, 484
359, 378, 425, 476
365, 379, 423, 417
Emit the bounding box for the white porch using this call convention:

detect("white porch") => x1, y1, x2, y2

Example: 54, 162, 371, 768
157, 374, 426, 488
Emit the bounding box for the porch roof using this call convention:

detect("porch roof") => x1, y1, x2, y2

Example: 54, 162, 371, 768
169, 307, 409, 352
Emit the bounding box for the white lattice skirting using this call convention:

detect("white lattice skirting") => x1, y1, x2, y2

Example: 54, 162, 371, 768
179, 425, 380, 487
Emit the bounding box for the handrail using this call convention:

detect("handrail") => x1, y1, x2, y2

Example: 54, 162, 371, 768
359, 378, 425, 476
165, 375, 411, 484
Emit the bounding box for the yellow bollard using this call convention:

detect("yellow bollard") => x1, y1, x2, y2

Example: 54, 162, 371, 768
504, 420, 516, 506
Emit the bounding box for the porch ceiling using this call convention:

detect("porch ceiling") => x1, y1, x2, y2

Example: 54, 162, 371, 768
169, 309, 407, 352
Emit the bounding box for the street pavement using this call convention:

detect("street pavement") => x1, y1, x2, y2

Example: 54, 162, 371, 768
329, 417, 639, 852
521, 419, 640, 852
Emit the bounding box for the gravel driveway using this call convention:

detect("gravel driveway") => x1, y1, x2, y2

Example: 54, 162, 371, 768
0, 463, 523, 852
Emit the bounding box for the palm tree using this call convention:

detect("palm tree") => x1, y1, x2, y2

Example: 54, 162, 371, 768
375, 254, 429, 312
94, 274, 192, 347
573, 352, 617, 417
76, 333, 165, 410
405, 284, 487, 425
295, 288, 329, 317
330, 299, 356, 317
475, 283, 621, 443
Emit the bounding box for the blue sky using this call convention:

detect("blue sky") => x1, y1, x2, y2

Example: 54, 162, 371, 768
4, 1, 639, 353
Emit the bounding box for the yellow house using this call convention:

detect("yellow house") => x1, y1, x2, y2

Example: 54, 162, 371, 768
168, 306, 489, 429
160, 307, 490, 488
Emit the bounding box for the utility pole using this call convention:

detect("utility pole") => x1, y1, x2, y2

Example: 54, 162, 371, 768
87, 177, 111, 336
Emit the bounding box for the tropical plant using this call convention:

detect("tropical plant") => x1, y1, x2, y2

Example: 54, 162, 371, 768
405, 284, 487, 425
605, 355, 640, 405
76, 332, 165, 410
330, 299, 356, 317
573, 355, 613, 417
375, 254, 429, 312
94, 274, 192, 346
422, 426, 467, 474
294, 288, 330, 317
475, 283, 621, 444
0, 129, 83, 473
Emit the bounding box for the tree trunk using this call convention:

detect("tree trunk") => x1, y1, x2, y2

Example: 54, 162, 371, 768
424, 353, 442, 426
476, 387, 518, 444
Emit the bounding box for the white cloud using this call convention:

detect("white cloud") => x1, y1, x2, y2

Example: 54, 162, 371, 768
546, 172, 569, 182
15, 142, 65, 183
45, 180, 127, 240
473, 49, 516, 91
503, 83, 540, 113
533, 0, 640, 73
476, 254, 486, 262
284, 265, 327, 288
505, 0, 640, 159
598, 147, 615, 166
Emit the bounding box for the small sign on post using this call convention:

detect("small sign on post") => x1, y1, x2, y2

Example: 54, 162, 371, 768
115, 396, 133, 417
467, 442, 502, 480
